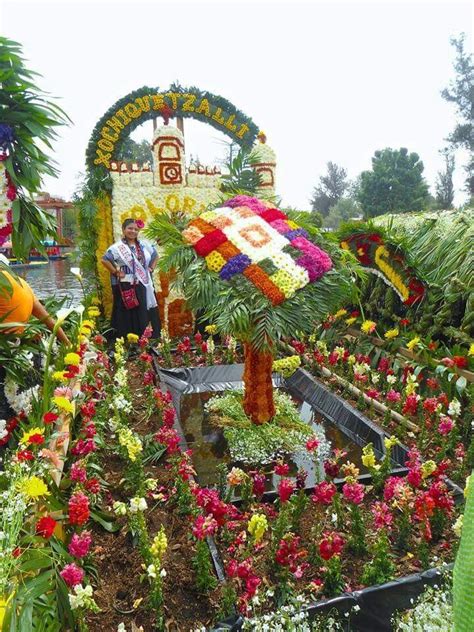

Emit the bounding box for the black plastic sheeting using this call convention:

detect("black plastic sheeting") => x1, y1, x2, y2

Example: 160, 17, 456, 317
210, 565, 452, 632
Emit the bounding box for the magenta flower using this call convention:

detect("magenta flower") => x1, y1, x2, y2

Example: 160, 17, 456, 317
371, 501, 393, 530
311, 481, 337, 505
70, 462, 87, 483
386, 389, 401, 403
60, 563, 84, 587
438, 416, 454, 436
68, 531, 92, 558
278, 478, 296, 503
342, 481, 365, 504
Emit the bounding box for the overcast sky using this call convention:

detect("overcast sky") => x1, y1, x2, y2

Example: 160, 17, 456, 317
1, 0, 472, 208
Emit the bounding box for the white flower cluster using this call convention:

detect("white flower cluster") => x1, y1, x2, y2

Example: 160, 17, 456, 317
110, 393, 132, 414
68, 584, 98, 611
393, 585, 453, 631
0, 419, 7, 441
242, 598, 345, 631
114, 366, 128, 389
447, 399, 461, 418
4, 378, 40, 415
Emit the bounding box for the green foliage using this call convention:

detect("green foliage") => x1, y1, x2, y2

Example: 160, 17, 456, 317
323, 198, 362, 230
361, 530, 394, 586
207, 390, 315, 464
357, 148, 430, 218
193, 539, 218, 594
220, 146, 261, 195
310, 162, 349, 216
116, 137, 153, 164
323, 556, 344, 597
0, 37, 70, 259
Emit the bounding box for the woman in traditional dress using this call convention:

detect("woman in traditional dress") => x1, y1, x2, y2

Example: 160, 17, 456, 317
101, 218, 161, 339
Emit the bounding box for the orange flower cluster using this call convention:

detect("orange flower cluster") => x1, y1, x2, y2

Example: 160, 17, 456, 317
243, 343, 275, 424
244, 265, 285, 306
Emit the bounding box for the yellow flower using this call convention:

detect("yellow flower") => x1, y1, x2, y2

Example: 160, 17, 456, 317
272, 356, 301, 378
421, 460, 437, 479
334, 309, 348, 319
361, 320, 376, 334
362, 444, 376, 469
118, 427, 142, 462
64, 352, 80, 366
340, 241, 349, 251
52, 370, 68, 382
384, 435, 399, 451
88, 307, 100, 318
468, 343, 474, 356
91, 297, 101, 306
17, 476, 50, 499
127, 333, 139, 344
341, 461, 360, 479
248, 513, 268, 544
53, 396, 75, 415
406, 337, 421, 351
20, 427, 45, 445
150, 526, 168, 561
81, 320, 95, 330
205, 325, 217, 335
345, 317, 357, 325
384, 328, 399, 340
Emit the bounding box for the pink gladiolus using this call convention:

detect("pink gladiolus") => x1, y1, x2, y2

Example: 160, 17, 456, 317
68, 531, 92, 558
60, 563, 84, 587
342, 481, 365, 504
386, 389, 401, 403
438, 416, 454, 435
70, 462, 87, 483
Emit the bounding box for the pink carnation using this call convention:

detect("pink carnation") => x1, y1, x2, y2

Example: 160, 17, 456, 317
438, 416, 454, 436
60, 563, 84, 587
70, 462, 87, 483
342, 481, 365, 504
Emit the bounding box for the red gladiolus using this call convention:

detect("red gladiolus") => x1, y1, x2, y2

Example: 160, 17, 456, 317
311, 481, 337, 505
162, 407, 176, 427
68, 492, 90, 526
423, 397, 439, 413
453, 356, 467, 368
366, 389, 380, 400
36, 515, 57, 538
81, 401, 96, 417
139, 352, 153, 364
402, 394, 419, 416
193, 487, 229, 525
85, 477, 101, 494
192, 515, 219, 539
70, 462, 87, 483
400, 319, 410, 327
154, 426, 181, 453
319, 532, 344, 560
43, 412, 59, 424
386, 389, 401, 403
306, 438, 319, 452
251, 471, 266, 497
426, 378, 439, 390
194, 332, 203, 344
143, 370, 155, 386
278, 478, 296, 503
274, 462, 290, 476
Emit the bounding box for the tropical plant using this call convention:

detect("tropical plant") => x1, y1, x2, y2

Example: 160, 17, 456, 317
145, 196, 360, 423
220, 146, 261, 195
0, 37, 70, 259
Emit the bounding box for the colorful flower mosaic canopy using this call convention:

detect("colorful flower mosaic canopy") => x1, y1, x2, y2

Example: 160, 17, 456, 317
183, 195, 332, 305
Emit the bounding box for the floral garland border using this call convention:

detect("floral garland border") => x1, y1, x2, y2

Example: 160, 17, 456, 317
86, 84, 260, 174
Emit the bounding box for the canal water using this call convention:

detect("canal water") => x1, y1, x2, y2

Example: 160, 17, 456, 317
17, 259, 88, 305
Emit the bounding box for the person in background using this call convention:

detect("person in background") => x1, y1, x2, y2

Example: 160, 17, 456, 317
0, 257, 70, 345
101, 218, 161, 339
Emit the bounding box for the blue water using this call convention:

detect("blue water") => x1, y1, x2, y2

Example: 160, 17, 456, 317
17, 259, 87, 305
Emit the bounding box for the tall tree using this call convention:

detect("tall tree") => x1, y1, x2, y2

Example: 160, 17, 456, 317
116, 138, 153, 164
441, 34, 474, 197
310, 162, 349, 216
357, 148, 430, 217
435, 148, 455, 209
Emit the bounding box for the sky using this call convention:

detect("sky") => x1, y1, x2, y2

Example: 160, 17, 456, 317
1, 0, 472, 209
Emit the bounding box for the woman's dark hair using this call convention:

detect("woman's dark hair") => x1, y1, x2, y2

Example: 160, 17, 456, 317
122, 218, 137, 231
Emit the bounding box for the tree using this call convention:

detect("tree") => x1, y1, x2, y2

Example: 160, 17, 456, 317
145, 196, 358, 424
441, 34, 474, 196
323, 198, 362, 230
357, 148, 430, 217
435, 149, 455, 209
116, 138, 153, 164
310, 162, 349, 216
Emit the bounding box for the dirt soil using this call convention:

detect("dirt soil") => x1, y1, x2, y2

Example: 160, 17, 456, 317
86, 361, 221, 632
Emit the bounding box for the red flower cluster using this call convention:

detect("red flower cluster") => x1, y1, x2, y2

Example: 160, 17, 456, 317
319, 532, 344, 560
275, 533, 309, 578
311, 481, 337, 505
192, 514, 219, 540
68, 492, 90, 526
36, 515, 57, 538
278, 478, 296, 503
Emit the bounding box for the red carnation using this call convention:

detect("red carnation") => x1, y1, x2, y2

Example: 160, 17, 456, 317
16, 449, 34, 461
85, 477, 101, 494
36, 515, 57, 538
28, 433, 45, 445
319, 532, 344, 560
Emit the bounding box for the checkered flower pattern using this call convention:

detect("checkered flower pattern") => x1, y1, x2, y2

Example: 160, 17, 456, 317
182, 195, 332, 305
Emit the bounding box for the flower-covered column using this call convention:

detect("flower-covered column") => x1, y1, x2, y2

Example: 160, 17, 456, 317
242, 342, 275, 424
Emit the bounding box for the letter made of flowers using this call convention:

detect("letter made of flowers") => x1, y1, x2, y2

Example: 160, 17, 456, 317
183, 196, 332, 424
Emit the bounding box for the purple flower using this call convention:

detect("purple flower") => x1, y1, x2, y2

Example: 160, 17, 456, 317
285, 228, 308, 240
0, 124, 14, 147
220, 254, 251, 280
225, 195, 268, 215
296, 254, 328, 282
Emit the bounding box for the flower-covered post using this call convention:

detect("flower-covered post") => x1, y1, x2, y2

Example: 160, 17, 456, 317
145, 195, 359, 424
